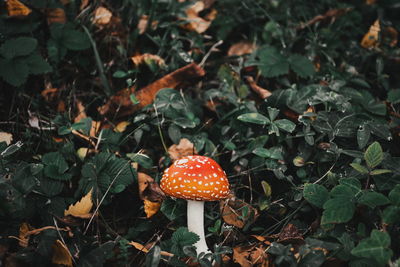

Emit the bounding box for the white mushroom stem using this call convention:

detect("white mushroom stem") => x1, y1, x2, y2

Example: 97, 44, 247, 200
187, 200, 209, 255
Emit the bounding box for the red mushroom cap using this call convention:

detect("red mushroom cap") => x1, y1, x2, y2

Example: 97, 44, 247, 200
160, 155, 230, 201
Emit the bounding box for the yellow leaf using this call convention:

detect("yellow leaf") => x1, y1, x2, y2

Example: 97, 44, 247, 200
144, 199, 161, 218
6, 0, 32, 17
52, 240, 73, 267
261, 181, 272, 197
64, 189, 93, 218
131, 54, 166, 67
92, 6, 113, 25
0, 132, 13, 145
114, 121, 131, 133
361, 19, 380, 49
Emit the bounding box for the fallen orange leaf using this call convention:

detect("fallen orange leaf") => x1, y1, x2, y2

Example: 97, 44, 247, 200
6, 0, 32, 17
92, 6, 113, 25
144, 200, 161, 218
245, 76, 272, 99
131, 53, 166, 67
99, 63, 205, 118
52, 240, 73, 267
114, 121, 131, 133
168, 138, 197, 161
64, 189, 93, 219
182, 1, 216, 33
361, 19, 380, 49
228, 41, 257, 56
138, 172, 165, 202
220, 194, 259, 229
137, 15, 159, 34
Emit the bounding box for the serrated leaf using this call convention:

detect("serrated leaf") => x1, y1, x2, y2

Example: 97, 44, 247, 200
257, 46, 289, 77
351, 230, 392, 266
237, 113, 270, 125
358, 191, 390, 208
303, 183, 329, 208
0, 37, 37, 59
388, 185, 400, 206
171, 227, 199, 247
350, 163, 369, 174
321, 198, 355, 225
382, 206, 400, 224
364, 142, 383, 168
288, 54, 315, 78
369, 169, 392, 175
64, 189, 93, 218
275, 119, 296, 133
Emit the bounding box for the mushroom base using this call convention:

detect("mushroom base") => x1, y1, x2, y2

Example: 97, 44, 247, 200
187, 200, 209, 255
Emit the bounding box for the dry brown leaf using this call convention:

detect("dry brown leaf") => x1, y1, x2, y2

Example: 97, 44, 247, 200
220, 194, 259, 229
0, 132, 13, 145
182, 1, 215, 33
137, 15, 158, 34
168, 138, 197, 161
80, 0, 89, 10
10, 224, 71, 248
129, 241, 173, 257
233, 244, 272, 267
6, 0, 32, 17
64, 189, 93, 219
138, 172, 165, 202
278, 224, 304, 244
46, 8, 67, 24
114, 121, 131, 133
361, 19, 380, 49
144, 199, 161, 218
384, 26, 398, 47
92, 6, 113, 25
228, 41, 256, 56
52, 240, 73, 267
131, 53, 166, 67
99, 63, 205, 118
245, 76, 272, 99
297, 8, 352, 30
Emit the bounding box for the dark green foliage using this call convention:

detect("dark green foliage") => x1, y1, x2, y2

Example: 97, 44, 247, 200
1, 0, 400, 266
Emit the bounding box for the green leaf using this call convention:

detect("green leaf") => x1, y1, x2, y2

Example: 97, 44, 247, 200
146, 246, 161, 267
171, 227, 199, 247
26, 53, 52, 74
237, 113, 270, 125
257, 46, 289, 77
275, 119, 296, 133
126, 153, 153, 169
369, 169, 392, 175
288, 54, 315, 78
364, 142, 383, 168
350, 163, 369, 174
78, 241, 115, 267
303, 183, 329, 208
357, 125, 370, 149
267, 107, 280, 121
388, 185, 400, 206
0, 37, 37, 59
63, 26, 91, 51
321, 198, 355, 225
0, 58, 29, 86
160, 198, 186, 221
387, 89, 400, 104
252, 147, 271, 158
351, 230, 392, 267
382, 205, 400, 224
358, 192, 390, 208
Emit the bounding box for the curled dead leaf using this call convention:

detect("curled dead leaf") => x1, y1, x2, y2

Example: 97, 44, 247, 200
233, 244, 272, 267
245, 76, 272, 99
6, 0, 32, 17
361, 19, 380, 49
277, 223, 304, 245
138, 172, 165, 202
182, 1, 216, 34
129, 241, 173, 257
131, 53, 166, 67
220, 193, 259, 229
114, 121, 131, 133
99, 63, 205, 118
64, 189, 93, 219
46, 8, 67, 24
144, 199, 161, 218
52, 240, 73, 267
92, 6, 113, 25
0, 132, 13, 145
168, 138, 197, 161
137, 15, 159, 34
228, 41, 256, 56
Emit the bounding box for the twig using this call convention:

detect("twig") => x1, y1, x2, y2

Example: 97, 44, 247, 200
199, 40, 223, 67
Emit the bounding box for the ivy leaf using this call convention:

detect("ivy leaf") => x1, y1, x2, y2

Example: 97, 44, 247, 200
351, 230, 392, 267
0, 37, 37, 59
288, 54, 315, 78
237, 113, 270, 125
303, 183, 329, 208
257, 46, 289, 78
364, 142, 383, 168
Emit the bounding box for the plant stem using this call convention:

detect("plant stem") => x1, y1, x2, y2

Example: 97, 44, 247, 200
187, 200, 209, 255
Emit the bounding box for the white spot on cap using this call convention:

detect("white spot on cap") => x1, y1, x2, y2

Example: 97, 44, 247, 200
177, 159, 188, 164
213, 173, 217, 177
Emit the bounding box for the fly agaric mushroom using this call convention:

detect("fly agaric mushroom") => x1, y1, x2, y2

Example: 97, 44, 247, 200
160, 155, 230, 255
